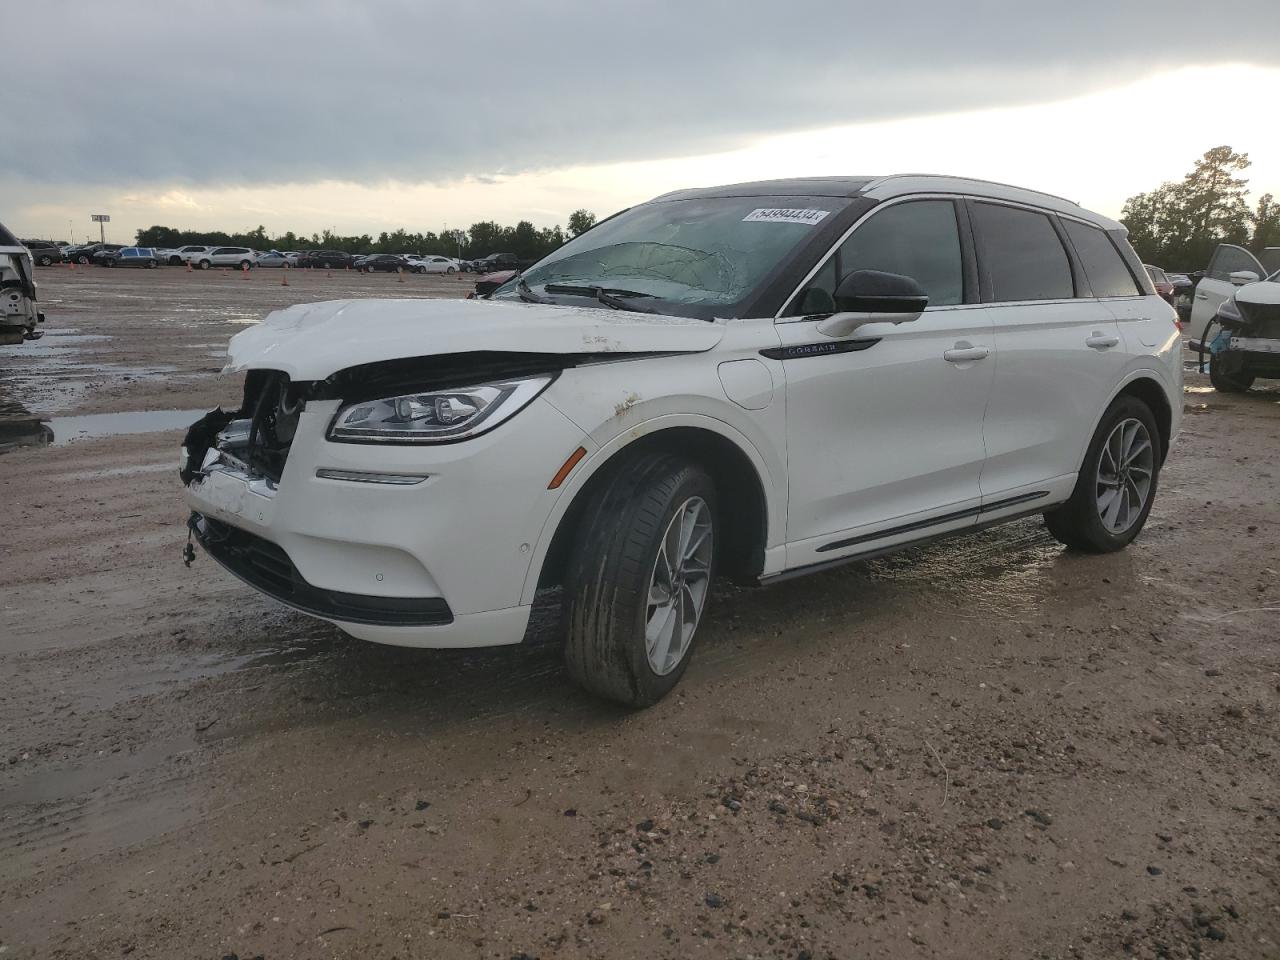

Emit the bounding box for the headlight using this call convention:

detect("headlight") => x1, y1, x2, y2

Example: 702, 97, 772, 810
1215, 297, 1241, 322
327, 374, 553, 443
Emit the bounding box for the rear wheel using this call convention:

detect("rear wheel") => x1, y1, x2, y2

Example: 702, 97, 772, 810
198, 260, 211, 270
1209, 352, 1254, 393
37, 255, 52, 266
147, 259, 158, 268
447, 266, 457, 274
77, 255, 90, 264
1044, 396, 1161, 553
563, 453, 716, 707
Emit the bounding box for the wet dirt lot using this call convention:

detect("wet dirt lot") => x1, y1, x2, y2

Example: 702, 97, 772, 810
2, 268, 1278, 960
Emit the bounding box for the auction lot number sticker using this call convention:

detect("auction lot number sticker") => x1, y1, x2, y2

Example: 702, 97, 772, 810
742, 208, 831, 225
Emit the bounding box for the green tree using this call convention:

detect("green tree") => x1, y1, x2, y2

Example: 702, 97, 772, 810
1121, 146, 1255, 270
567, 209, 596, 238
1253, 193, 1280, 252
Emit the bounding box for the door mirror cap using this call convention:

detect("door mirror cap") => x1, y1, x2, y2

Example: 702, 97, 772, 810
1229, 270, 1260, 286
818, 270, 928, 338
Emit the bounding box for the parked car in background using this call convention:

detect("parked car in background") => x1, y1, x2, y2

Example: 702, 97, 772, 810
183, 174, 1181, 706
470, 269, 517, 297
21, 240, 62, 266
473, 252, 530, 273
297, 250, 356, 269
89, 244, 128, 265
1190, 264, 1280, 392
254, 252, 293, 268
355, 254, 412, 273
192, 247, 258, 270
172, 245, 215, 266
414, 255, 459, 274
1, 221, 44, 344
100, 247, 161, 268
1145, 265, 1175, 305
63, 243, 98, 264
1188, 243, 1280, 338
66, 243, 122, 264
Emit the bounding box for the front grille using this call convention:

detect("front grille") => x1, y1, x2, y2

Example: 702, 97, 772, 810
191, 513, 453, 627
1239, 300, 1280, 338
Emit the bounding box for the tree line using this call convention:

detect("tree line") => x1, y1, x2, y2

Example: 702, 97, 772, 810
134, 209, 599, 261
1121, 146, 1277, 272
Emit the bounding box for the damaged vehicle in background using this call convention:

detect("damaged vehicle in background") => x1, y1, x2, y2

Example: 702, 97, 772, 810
182, 175, 1181, 706
1189, 253, 1280, 392
1, 221, 44, 344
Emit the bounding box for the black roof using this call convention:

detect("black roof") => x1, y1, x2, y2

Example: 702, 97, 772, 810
650, 177, 877, 202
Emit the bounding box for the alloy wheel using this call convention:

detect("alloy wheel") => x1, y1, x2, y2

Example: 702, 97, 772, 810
1095, 417, 1154, 534
645, 496, 713, 676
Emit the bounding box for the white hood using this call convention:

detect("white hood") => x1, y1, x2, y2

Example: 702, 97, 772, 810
224, 297, 725, 380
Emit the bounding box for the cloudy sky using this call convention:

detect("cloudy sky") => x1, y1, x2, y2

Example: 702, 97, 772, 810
6, 1, 1279, 243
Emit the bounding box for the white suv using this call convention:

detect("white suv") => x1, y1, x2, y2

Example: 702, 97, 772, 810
193, 246, 258, 270
182, 175, 1182, 706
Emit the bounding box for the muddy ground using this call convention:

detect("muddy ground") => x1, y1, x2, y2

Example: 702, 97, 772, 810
1, 268, 1278, 960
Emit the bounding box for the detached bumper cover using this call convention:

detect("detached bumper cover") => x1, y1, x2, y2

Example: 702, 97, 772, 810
191, 512, 454, 626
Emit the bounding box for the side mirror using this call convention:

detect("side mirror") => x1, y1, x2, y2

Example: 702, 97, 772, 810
1229, 270, 1260, 286
818, 270, 928, 338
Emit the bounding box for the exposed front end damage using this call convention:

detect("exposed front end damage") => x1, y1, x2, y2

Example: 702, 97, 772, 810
179, 293, 727, 644
1195, 279, 1280, 385
0, 223, 44, 345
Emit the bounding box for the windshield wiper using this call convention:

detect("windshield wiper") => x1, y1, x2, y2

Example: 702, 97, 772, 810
516, 278, 552, 304
541, 284, 659, 314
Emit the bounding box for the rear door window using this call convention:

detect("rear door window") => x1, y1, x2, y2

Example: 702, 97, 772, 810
1063, 219, 1140, 297
972, 202, 1074, 302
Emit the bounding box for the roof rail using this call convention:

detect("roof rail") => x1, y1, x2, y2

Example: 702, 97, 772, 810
861, 173, 1080, 207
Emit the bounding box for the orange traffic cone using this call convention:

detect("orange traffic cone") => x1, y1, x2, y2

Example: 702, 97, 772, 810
241, 263, 250, 279
185, 260, 192, 272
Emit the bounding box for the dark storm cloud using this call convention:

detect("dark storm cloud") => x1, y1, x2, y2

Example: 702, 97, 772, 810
8, 0, 1277, 188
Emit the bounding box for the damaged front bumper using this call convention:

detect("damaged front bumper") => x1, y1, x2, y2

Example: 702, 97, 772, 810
181, 392, 592, 648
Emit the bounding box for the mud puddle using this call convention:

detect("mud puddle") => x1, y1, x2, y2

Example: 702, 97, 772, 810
47, 407, 207, 446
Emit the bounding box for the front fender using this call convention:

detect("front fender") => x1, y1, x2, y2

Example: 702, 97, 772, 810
518, 408, 786, 605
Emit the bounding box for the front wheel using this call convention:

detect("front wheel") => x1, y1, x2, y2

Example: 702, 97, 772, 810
37, 255, 52, 266
447, 266, 457, 274
563, 453, 716, 707
198, 260, 211, 270
1044, 396, 1161, 553
1209, 353, 1254, 393
77, 255, 90, 264
147, 259, 158, 268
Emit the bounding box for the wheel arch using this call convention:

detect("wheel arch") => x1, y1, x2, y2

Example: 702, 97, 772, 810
528, 423, 773, 600
1112, 374, 1173, 464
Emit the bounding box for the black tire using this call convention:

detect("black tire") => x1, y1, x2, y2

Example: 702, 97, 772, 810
1209, 353, 1254, 393
147, 259, 158, 268
417, 266, 427, 274
77, 255, 90, 264
447, 266, 457, 274
321, 261, 332, 270
563, 453, 717, 707
169, 256, 182, 266
198, 260, 211, 270
1044, 395, 1162, 553
37, 255, 52, 266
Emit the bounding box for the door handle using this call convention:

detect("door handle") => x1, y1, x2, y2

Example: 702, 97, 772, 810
943, 343, 989, 363
1086, 332, 1120, 349
1195, 292, 1207, 299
